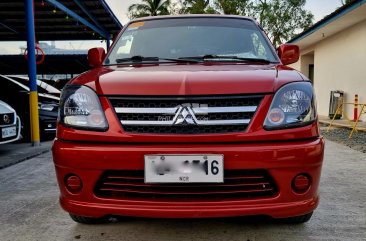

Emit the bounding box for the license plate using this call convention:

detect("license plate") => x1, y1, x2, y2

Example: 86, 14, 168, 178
1, 126, 16, 138
144, 155, 224, 183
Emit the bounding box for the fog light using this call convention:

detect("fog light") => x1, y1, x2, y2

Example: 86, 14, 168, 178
292, 174, 311, 193
65, 174, 83, 193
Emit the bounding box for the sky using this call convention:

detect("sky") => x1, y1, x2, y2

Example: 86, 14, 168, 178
0, 0, 343, 54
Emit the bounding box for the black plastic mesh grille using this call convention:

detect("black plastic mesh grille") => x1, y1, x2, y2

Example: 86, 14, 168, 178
123, 125, 247, 134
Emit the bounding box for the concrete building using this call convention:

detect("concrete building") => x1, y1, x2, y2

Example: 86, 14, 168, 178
288, 0, 366, 121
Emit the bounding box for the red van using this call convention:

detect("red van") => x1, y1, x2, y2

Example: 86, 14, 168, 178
52, 15, 324, 224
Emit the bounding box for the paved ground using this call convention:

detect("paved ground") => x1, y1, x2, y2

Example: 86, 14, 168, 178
0, 140, 365, 241
0, 141, 52, 169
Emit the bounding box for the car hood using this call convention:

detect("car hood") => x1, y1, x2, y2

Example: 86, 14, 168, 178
71, 63, 306, 95
0, 100, 15, 114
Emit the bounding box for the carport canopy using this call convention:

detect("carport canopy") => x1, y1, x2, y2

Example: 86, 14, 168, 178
0, 0, 123, 145
0, 0, 122, 41
0, 0, 123, 75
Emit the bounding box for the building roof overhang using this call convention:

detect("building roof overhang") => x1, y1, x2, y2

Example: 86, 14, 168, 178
288, 0, 366, 50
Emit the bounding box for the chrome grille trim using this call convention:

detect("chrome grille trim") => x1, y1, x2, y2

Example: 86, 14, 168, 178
115, 106, 255, 126
115, 106, 257, 115
109, 95, 263, 134
115, 107, 178, 114
121, 119, 250, 126
192, 106, 257, 114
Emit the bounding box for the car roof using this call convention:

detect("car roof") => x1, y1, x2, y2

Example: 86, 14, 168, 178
0, 75, 60, 101
7, 75, 60, 94
129, 14, 256, 24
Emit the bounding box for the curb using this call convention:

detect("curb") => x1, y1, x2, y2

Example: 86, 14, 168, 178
0, 142, 52, 170
319, 119, 366, 132
0, 149, 50, 170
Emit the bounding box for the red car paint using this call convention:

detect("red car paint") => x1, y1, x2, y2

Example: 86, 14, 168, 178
52, 15, 324, 221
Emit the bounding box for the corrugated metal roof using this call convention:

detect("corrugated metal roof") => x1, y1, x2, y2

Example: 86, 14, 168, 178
0, 0, 122, 41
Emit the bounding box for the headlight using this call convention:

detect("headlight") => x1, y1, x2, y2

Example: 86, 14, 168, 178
264, 82, 316, 130
59, 85, 108, 131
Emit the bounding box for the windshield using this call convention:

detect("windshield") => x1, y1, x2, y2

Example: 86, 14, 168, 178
105, 17, 278, 65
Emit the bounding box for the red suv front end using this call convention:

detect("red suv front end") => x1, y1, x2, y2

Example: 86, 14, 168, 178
52, 15, 324, 224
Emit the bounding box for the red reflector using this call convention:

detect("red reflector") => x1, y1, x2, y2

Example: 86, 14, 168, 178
292, 174, 311, 193
65, 175, 82, 193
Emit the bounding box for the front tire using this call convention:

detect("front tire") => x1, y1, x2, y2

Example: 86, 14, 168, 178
281, 212, 313, 224
69, 214, 106, 224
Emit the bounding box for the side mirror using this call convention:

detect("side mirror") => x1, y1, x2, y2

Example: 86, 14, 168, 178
277, 44, 300, 65
88, 47, 106, 67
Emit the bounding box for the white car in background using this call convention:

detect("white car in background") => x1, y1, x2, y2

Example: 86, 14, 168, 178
0, 100, 21, 144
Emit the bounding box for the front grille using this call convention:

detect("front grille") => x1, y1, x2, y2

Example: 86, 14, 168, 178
94, 170, 278, 201
109, 95, 263, 134
0, 113, 15, 126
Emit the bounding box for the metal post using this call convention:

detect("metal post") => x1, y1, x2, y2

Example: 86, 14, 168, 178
354, 94, 358, 122
25, 0, 40, 146
106, 38, 111, 51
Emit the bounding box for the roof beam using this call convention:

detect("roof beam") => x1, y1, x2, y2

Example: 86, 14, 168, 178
72, 0, 109, 38
0, 20, 19, 34
100, 0, 123, 29
45, 0, 109, 39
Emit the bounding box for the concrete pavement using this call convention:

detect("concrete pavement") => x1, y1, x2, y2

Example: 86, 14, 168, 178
0, 141, 53, 169
0, 140, 365, 241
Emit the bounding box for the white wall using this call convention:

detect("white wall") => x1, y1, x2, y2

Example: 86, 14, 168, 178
300, 53, 314, 80
291, 19, 366, 121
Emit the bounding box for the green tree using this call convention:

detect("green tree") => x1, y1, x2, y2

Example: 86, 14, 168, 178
180, 0, 313, 45
128, 0, 313, 46
252, 0, 313, 46
213, 0, 253, 15
128, 0, 171, 19
180, 0, 217, 14
341, 0, 355, 5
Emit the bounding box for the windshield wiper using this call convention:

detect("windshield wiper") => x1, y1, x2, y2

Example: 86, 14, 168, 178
116, 56, 158, 63
112, 55, 272, 65
115, 55, 200, 64
179, 55, 274, 64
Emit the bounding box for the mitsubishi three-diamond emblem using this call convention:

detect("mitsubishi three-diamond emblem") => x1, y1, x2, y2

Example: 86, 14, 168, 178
174, 106, 197, 125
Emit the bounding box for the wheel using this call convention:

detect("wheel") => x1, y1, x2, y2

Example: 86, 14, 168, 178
281, 212, 313, 224
69, 214, 106, 224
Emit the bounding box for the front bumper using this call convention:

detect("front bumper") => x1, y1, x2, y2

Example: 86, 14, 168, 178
52, 137, 324, 219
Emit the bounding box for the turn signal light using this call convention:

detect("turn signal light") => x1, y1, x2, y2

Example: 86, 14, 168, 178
267, 108, 285, 125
